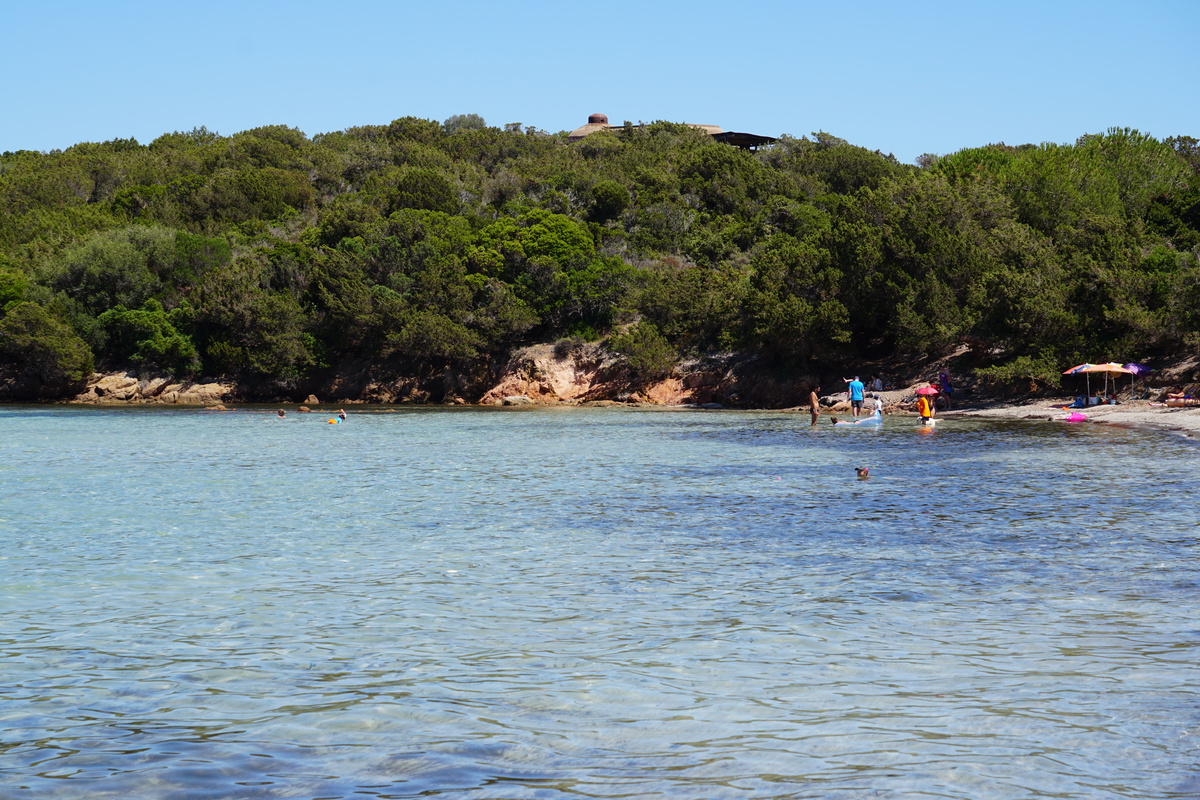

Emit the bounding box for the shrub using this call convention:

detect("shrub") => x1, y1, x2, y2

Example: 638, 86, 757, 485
609, 322, 676, 381
0, 302, 95, 393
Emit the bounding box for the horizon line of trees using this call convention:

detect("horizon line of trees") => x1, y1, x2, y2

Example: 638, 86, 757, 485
1, 114, 1197, 399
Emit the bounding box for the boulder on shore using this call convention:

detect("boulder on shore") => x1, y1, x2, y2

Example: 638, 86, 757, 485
72, 372, 234, 405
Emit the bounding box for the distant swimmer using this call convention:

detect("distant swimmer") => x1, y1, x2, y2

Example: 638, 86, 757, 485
830, 416, 843, 426
277, 409, 286, 418
338, 409, 347, 421
855, 466, 870, 480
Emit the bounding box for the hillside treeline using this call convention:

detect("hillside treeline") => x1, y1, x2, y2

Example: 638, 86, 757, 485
0, 116, 1197, 399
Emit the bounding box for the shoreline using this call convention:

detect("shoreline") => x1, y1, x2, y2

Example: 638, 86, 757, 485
10, 379, 1200, 442
946, 399, 1200, 440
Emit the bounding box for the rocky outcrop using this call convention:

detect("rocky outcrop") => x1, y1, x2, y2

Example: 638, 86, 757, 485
475, 344, 820, 408
72, 372, 235, 405
56, 347, 957, 410
479, 343, 623, 405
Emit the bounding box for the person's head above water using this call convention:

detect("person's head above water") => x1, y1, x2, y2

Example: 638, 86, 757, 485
855, 466, 869, 479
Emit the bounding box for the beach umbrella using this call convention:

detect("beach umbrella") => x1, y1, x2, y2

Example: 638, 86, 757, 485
1122, 363, 1153, 394
1062, 363, 1097, 396
1062, 363, 1134, 396
1078, 363, 1135, 397
1062, 363, 1094, 374
915, 386, 939, 395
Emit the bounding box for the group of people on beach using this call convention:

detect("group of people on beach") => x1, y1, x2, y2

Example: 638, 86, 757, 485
807, 370, 953, 428
807, 376, 885, 427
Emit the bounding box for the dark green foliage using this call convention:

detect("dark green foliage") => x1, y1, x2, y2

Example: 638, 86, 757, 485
190, 255, 315, 381
44, 225, 180, 316
744, 234, 849, 361
637, 259, 745, 352
589, 180, 629, 221
0, 302, 95, 393
678, 143, 779, 216
387, 168, 459, 214
0, 115, 1196, 395
0, 266, 29, 310
609, 322, 676, 381
97, 300, 200, 374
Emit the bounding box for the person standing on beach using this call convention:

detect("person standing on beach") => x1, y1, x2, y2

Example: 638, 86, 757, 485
938, 370, 953, 410
809, 385, 821, 427
844, 376, 865, 418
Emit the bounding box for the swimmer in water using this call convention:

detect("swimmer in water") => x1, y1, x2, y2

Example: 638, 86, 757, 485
277, 409, 286, 418
830, 417, 842, 425
855, 466, 870, 480
338, 409, 347, 421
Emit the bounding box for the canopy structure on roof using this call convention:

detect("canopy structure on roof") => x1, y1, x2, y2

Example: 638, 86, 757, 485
711, 131, 778, 150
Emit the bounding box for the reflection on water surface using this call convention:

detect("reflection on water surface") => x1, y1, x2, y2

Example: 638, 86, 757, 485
1, 406, 1198, 799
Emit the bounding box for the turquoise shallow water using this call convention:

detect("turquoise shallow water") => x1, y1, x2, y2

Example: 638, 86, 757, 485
1, 406, 1198, 799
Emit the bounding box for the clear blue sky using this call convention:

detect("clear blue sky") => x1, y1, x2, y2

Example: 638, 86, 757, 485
3, 0, 1196, 164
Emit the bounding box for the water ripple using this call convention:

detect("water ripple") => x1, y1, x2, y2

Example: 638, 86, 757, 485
1, 407, 1198, 798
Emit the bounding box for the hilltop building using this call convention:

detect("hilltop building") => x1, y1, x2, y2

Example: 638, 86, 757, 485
567, 113, 776, 150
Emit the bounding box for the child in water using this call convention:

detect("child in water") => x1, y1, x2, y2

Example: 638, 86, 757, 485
916, 394, 935, 425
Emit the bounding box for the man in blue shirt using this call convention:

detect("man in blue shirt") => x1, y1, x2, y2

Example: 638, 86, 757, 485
844, 375, 865, 417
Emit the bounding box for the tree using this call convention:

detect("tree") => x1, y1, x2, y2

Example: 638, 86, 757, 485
97, 300, 201, 374
443, 114, 487, 134
609, 322, 676, 381
0, 302, 94, 395
0, 266, 29, 310
387, 167, 459, 214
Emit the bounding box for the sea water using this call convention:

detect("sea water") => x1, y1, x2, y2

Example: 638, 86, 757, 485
1, 406, 1197, 799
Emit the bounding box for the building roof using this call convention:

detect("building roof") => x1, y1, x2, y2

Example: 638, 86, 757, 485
711, 131, 778, 149
566, 113, 774, 149
567, 113, 614, 142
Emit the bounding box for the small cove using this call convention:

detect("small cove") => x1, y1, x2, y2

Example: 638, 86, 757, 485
1, 406, 1198, 799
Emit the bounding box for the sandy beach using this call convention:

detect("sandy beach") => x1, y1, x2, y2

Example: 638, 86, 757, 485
803, 387, 1200, 440
947, 398, 1200, 439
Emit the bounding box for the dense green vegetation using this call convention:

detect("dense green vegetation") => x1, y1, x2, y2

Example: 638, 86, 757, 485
1, 117, 1197, 399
